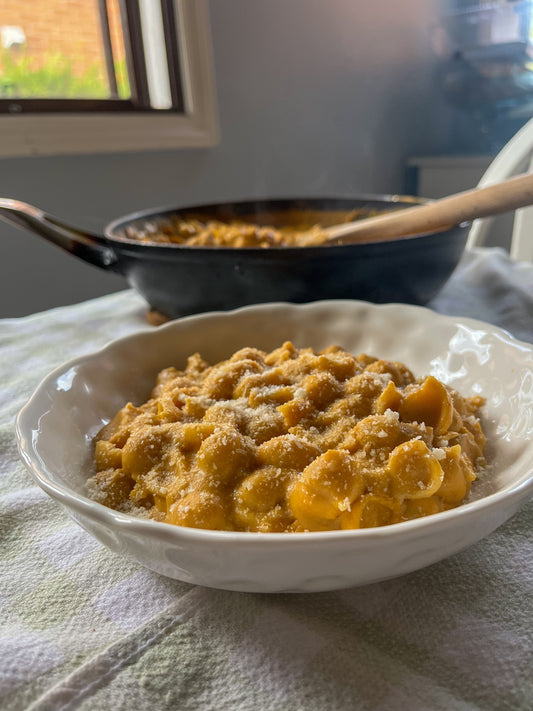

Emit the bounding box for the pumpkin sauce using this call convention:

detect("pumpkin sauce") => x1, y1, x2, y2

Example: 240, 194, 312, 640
88, 342, 486, 532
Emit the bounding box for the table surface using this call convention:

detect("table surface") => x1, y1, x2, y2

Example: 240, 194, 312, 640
1, 248, 532, 711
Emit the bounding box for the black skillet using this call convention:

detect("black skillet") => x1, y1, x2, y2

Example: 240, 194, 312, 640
0, 195, 469, 319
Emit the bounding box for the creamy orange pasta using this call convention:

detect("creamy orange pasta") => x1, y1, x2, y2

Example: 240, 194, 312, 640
121, 217, 329, 247
88, 342, 486, 532
118, 210, 370, 248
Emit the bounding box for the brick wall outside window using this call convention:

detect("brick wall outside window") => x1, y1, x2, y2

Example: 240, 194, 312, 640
0, 0, 125, 82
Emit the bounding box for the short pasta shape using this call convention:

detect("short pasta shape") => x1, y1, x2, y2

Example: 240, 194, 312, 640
88, 342, 486, 532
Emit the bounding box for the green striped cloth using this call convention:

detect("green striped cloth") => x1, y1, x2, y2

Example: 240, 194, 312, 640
1, 248, 532, 711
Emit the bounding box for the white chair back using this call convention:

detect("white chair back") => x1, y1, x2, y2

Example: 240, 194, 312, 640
467, 117, 533, 262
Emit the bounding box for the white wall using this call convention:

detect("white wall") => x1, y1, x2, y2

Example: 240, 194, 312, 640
0, 0, 463, 317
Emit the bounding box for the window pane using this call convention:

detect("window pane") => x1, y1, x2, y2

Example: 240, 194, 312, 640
0, 0, 131, 100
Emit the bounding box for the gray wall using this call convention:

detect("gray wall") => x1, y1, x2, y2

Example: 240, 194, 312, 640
0, 0, 465, 317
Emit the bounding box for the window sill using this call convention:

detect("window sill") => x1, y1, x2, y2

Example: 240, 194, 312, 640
0, 111, 218, 157
0, 0, 218, 157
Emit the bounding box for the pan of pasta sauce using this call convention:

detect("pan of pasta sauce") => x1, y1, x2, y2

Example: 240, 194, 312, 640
0, 195, 469, 319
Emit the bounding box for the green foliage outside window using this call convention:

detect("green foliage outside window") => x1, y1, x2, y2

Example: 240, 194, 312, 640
0, 50, 130, 99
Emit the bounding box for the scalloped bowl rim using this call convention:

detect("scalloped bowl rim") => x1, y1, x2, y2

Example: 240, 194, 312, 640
14, 300, 533, 590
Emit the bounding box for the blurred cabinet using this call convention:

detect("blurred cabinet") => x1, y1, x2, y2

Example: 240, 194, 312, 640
406, 155, 512, 250
407, 156, 491, 198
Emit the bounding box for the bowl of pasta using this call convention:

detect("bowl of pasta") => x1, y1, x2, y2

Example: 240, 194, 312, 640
16, 301, 533, 592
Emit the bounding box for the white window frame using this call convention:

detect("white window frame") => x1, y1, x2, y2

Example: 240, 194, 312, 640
0, 0, 218, 157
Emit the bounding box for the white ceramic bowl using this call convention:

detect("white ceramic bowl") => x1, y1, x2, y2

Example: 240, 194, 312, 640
16, 301, 533, 593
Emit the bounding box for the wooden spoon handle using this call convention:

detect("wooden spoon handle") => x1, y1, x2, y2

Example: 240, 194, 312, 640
327, 172, 533, 245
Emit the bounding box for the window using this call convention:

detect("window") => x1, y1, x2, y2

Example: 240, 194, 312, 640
0, 0, 218, 156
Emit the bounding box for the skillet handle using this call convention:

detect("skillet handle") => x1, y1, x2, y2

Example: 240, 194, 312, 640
0, 198, 117, 270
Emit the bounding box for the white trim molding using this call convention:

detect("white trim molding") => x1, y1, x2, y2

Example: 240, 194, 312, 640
0, 0, 219, 157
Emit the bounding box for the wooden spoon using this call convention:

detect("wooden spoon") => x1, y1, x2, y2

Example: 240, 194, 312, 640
325, 172, 533, 245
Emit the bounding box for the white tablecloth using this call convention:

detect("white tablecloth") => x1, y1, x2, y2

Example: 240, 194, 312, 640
1, 248, 532, 711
